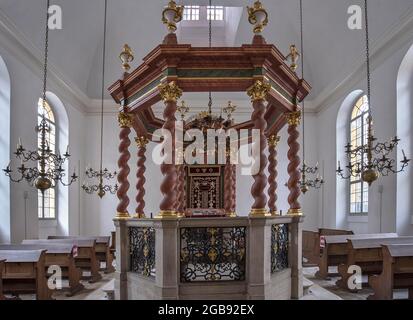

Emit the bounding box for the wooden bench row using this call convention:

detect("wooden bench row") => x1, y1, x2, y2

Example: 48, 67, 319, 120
311, 231, 413, 300
303, 228, 354, 266
0, 235, 115, 300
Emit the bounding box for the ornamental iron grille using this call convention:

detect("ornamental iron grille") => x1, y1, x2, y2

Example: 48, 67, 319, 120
180, 227, 246, 282
129, 227, 155, 277
271, 224, 289, 273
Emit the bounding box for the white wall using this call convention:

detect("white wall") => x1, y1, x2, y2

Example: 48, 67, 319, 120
0, 55, 10, 243
0, 45, 85, 243
316, 40, 413, 235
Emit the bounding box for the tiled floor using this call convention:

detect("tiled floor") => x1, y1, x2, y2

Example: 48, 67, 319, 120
6, 266, 409, 300
302, 266, 408, 300
5, 272, 114, 301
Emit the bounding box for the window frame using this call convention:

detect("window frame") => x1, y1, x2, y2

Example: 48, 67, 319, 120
183, 5, 200, 21
37, 98, 58, 220
349, 95, 369, 216
207, 5, 224, 21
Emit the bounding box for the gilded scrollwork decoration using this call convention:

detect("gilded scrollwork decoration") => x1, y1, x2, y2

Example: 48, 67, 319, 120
130, 227, 156, 277
271, 224, 289, 273
180, 227, 246, 282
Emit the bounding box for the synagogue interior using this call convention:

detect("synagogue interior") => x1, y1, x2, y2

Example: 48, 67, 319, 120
0, 0, 413, 302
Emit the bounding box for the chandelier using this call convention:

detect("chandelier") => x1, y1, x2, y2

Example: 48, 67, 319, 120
297, 0, 324, 194
337, 0, 410, 185
3, 0, 77, 192
82, 0, 117, 198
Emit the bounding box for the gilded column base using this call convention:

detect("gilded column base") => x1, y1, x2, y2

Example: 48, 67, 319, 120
249, 208, 271, 217
115, 212, 130, 219
227, 212, 237, 218
156, 210, 178, 219
177, 212, 186, 218
270, 211, 281, 216
133, 213, 146, 219
287, 208, 303, 216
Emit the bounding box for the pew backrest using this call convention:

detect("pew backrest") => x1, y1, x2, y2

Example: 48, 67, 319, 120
48, 236, 110, 245
23, 239, 96, 249
349, 237, 413, 250
385, 244, 413, 258
0, 249, 45, 263
0, 244, 75, 255
324, 233, 398, 245
319, 228, 354, 236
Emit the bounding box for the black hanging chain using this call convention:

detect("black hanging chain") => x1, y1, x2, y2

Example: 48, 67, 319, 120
299, 0, 306, 162
208, 0, 212, 114
364, 0, 372, 117
99, 0, 108, 172
42, 0, 51, 109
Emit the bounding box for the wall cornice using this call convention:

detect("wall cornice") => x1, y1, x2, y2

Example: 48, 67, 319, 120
310, 6, 413, 115
0, 9, 91, 114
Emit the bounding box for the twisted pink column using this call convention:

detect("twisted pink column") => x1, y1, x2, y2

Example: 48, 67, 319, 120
286, 112, 302, 214
250, 98, 268, 212
159, 100, 178, 214
268, 136, 279, 214
224, 158, 232, 215
135, 139, 147, 218
231, 164, 236, 214
116, 126, 131, 217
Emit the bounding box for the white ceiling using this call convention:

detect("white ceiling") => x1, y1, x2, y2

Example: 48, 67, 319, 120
1, 0, 413, 108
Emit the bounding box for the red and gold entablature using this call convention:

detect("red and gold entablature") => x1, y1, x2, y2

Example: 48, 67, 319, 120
109, 43, 311, 138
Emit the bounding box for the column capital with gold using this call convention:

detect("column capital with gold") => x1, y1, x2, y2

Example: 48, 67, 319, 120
285, 111, 301, 127
118, 112, 134, 128
158, 81, 183, 103
247, 80, 271, 102
267, 135, 280, 148
135, 136, 149, 148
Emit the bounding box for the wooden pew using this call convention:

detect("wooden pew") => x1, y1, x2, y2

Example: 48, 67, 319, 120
315, 233, 398, 279
303, 228, 353, 266
319, 228, 354, 236
0, 250, 52, 300
336, 237, 413, 290
369, 244, 413, 300
0, 244, 84, 297
48, 236, 114, 273
0, 259, 5, 300
23, 239, 102, 283
110, 231, 116, 260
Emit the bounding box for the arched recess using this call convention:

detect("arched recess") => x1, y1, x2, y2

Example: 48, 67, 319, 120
336, 90, 364, 230
396, 44, 413, 235
0, 56, 11, 243
43, 91, 70, 236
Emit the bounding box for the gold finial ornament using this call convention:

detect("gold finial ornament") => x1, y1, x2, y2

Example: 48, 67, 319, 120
247, 80, 271, 102
135, 136, 149, 148
118, 112, 134, 128
162, 1, 184, 33
268, 135, 280, 148
247, 1, 269, 34
285, 45, 300, 72
119, 44, 134, 71
158, 81, 183, 103
285, 111, 301, 126
177, 101, 190, 120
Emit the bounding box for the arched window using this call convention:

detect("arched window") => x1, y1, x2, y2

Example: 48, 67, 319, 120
349, 95, 369, 215
38, 98, 57, 219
